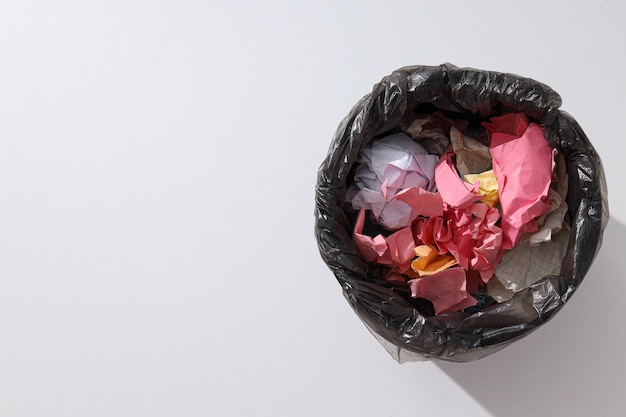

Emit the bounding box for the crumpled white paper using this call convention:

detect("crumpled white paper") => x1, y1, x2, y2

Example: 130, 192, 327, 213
347, 133, 439, 229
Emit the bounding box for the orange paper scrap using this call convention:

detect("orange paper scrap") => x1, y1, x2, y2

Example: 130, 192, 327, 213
410, 244, 457, 276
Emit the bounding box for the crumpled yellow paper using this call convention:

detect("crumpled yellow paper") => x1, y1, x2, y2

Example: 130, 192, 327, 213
410, 244, 457, 276
464, 169, 499, 208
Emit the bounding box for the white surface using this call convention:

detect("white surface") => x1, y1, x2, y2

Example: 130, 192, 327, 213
0, 1, 624, 416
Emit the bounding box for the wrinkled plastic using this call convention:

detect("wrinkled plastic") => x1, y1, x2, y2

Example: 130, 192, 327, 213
314, 64, 609, 362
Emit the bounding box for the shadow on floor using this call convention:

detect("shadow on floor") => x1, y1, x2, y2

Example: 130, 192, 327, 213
436, 217, 626, 417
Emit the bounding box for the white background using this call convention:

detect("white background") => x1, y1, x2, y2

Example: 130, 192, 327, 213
0, 1, 624, 416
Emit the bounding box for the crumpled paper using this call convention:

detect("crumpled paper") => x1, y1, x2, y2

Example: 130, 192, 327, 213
450, 127, 492, 176
434, 147, 482, 208
348, 133, 440, 229
486, 113, 554, 249
463, 169, 499, 208
410, 244, 457, 276
409, 267, 477, 314
491, 228, 571, 301
352, 208, 416, 273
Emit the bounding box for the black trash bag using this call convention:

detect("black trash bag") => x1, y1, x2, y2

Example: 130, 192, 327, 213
314, 63, 609, 362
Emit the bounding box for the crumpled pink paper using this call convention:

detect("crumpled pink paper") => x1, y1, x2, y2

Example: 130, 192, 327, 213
393, 187, 443, 218
352, 208, 416, 273
408, 267, 477, 314
434, 147, 482, 209
484, 114, 553, 249
415, 202, 503, 282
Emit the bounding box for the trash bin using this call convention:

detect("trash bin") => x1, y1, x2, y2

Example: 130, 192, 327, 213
314, 63, 608, 362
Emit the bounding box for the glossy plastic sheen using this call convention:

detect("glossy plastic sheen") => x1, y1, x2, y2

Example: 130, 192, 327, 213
314, 64, 608, 362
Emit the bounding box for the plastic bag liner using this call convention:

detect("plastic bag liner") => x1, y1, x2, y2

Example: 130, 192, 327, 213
314, 63, 609, 362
